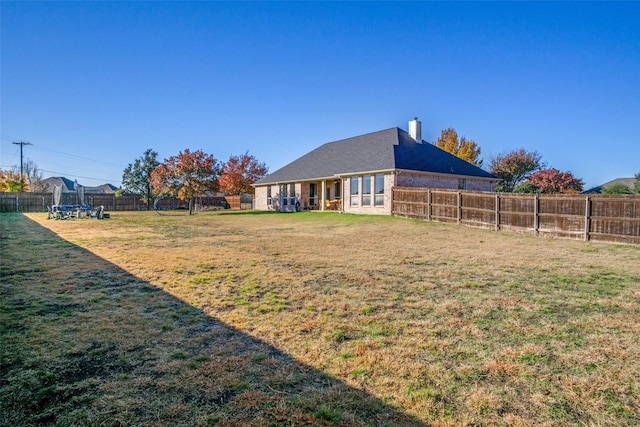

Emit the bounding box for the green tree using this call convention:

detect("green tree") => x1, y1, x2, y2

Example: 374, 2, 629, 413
635, 172, 640, 194
122, 149, 159, 209
489, 149, 544, 192
435, 128, 483, 166
513, 182, 540, 194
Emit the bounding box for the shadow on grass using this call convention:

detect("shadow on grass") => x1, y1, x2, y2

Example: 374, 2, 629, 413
0, 214, 423, 426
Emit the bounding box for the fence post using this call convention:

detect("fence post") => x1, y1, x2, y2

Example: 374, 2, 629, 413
534, 194, 539, 236
16, 196, 19, 212
457, 191, 462, 224
584, 196, 591, 241
427, 189, 432, 221
495, 193, 500, 231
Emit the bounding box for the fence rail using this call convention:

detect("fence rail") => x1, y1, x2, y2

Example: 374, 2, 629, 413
0, 193, 247, 213
392, 187, 640, 245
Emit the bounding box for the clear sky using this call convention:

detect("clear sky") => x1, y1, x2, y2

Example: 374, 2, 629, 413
2, 1, 639, 190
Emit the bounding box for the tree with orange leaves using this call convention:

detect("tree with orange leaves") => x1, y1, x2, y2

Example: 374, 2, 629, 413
435, 128, 483, 167
516, 168, 584, 194
150, 149, 220, 214
0, 169, 25, 192
219, 151, 268, 195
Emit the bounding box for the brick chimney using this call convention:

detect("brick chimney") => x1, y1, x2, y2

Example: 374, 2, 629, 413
408, 117, 422, 143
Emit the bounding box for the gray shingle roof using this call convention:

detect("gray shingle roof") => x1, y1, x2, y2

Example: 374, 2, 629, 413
43, 177, 77, 192
255, 127, 496, 185
43, 177, 118, 193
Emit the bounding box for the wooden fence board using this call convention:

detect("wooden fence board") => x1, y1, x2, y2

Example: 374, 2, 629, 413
0, 193, 247, 213
392, 187, 640, 245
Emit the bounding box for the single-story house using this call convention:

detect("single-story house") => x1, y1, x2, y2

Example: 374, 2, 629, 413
253, 118, 499, 215
42, 177, 77, 193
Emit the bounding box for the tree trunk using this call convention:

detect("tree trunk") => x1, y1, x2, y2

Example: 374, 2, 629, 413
189, 197, 194, 215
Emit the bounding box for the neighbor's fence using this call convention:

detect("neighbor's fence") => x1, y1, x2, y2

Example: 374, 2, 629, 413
392, 187, 640, 245
0, 193, 247, 213
225, 194, 254, 210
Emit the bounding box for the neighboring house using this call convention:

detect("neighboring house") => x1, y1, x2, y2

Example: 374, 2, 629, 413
253, 118, 499, 215
85, 183, 118, 194
583, 177, 636, 194
43, 177, 77, 193
43, 177, 118, 194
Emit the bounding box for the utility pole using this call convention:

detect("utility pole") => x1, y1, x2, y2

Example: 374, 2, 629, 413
12, 141, 32, 191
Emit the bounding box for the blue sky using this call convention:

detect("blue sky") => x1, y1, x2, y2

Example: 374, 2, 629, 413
2, 2, 639, 190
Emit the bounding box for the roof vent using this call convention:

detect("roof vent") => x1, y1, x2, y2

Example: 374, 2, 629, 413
408, 117, 422, 143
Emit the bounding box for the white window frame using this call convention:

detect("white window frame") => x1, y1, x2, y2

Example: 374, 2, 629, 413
362, 175, 372, 206
374, 174, 384, 206
350, 176, 359, 206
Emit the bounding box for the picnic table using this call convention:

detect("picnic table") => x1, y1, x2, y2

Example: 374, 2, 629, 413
48, 204, 99, 220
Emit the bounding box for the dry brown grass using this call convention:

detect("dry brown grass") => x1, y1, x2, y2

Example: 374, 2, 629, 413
2, 210, 639, 426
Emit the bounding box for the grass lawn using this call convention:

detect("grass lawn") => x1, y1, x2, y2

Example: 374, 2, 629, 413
1, 210, 639, 426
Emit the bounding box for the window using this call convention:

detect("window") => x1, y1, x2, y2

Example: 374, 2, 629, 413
309, 183, 317, 206
267, 186, 272, 205
334, 181, 341, 199
362, 175, 371, 206
350, 177, 359, 206
326, 186, 331, 201
289, 183, 296, 206
375, 174, 384, 206
281, 184, 287, 205
458, 179, 466, 190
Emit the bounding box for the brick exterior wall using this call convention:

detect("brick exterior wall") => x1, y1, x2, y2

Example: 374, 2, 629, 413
254, 172, 495, 215
397, 173, 494, 192
254, 186, 271, 210
343, 173, 394, 215
254, 184, 301, 212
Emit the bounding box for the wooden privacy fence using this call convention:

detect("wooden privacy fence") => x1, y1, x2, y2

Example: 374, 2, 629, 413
225, 194, 254, 210
0, 193, 239, 213
392, 187, 640, 245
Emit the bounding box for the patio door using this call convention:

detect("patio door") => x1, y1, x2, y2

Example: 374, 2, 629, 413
309, 183, 318, 207
279, 184, 288, 210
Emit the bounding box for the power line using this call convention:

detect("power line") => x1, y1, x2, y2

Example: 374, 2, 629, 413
30, 145, 126, 168
39, 169, 122, 185
3, 135, 127, 168
12, 141, 32, 191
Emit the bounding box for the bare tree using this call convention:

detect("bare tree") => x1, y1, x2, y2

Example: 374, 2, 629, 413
23, 160, 49, 192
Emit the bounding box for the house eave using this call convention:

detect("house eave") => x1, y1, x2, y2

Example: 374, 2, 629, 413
334, 168, 396, 178
253, 169, 397, 187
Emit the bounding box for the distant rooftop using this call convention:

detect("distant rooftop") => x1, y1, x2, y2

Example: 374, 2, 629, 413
43, 176, 118, 194
583, 177, 636, 194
